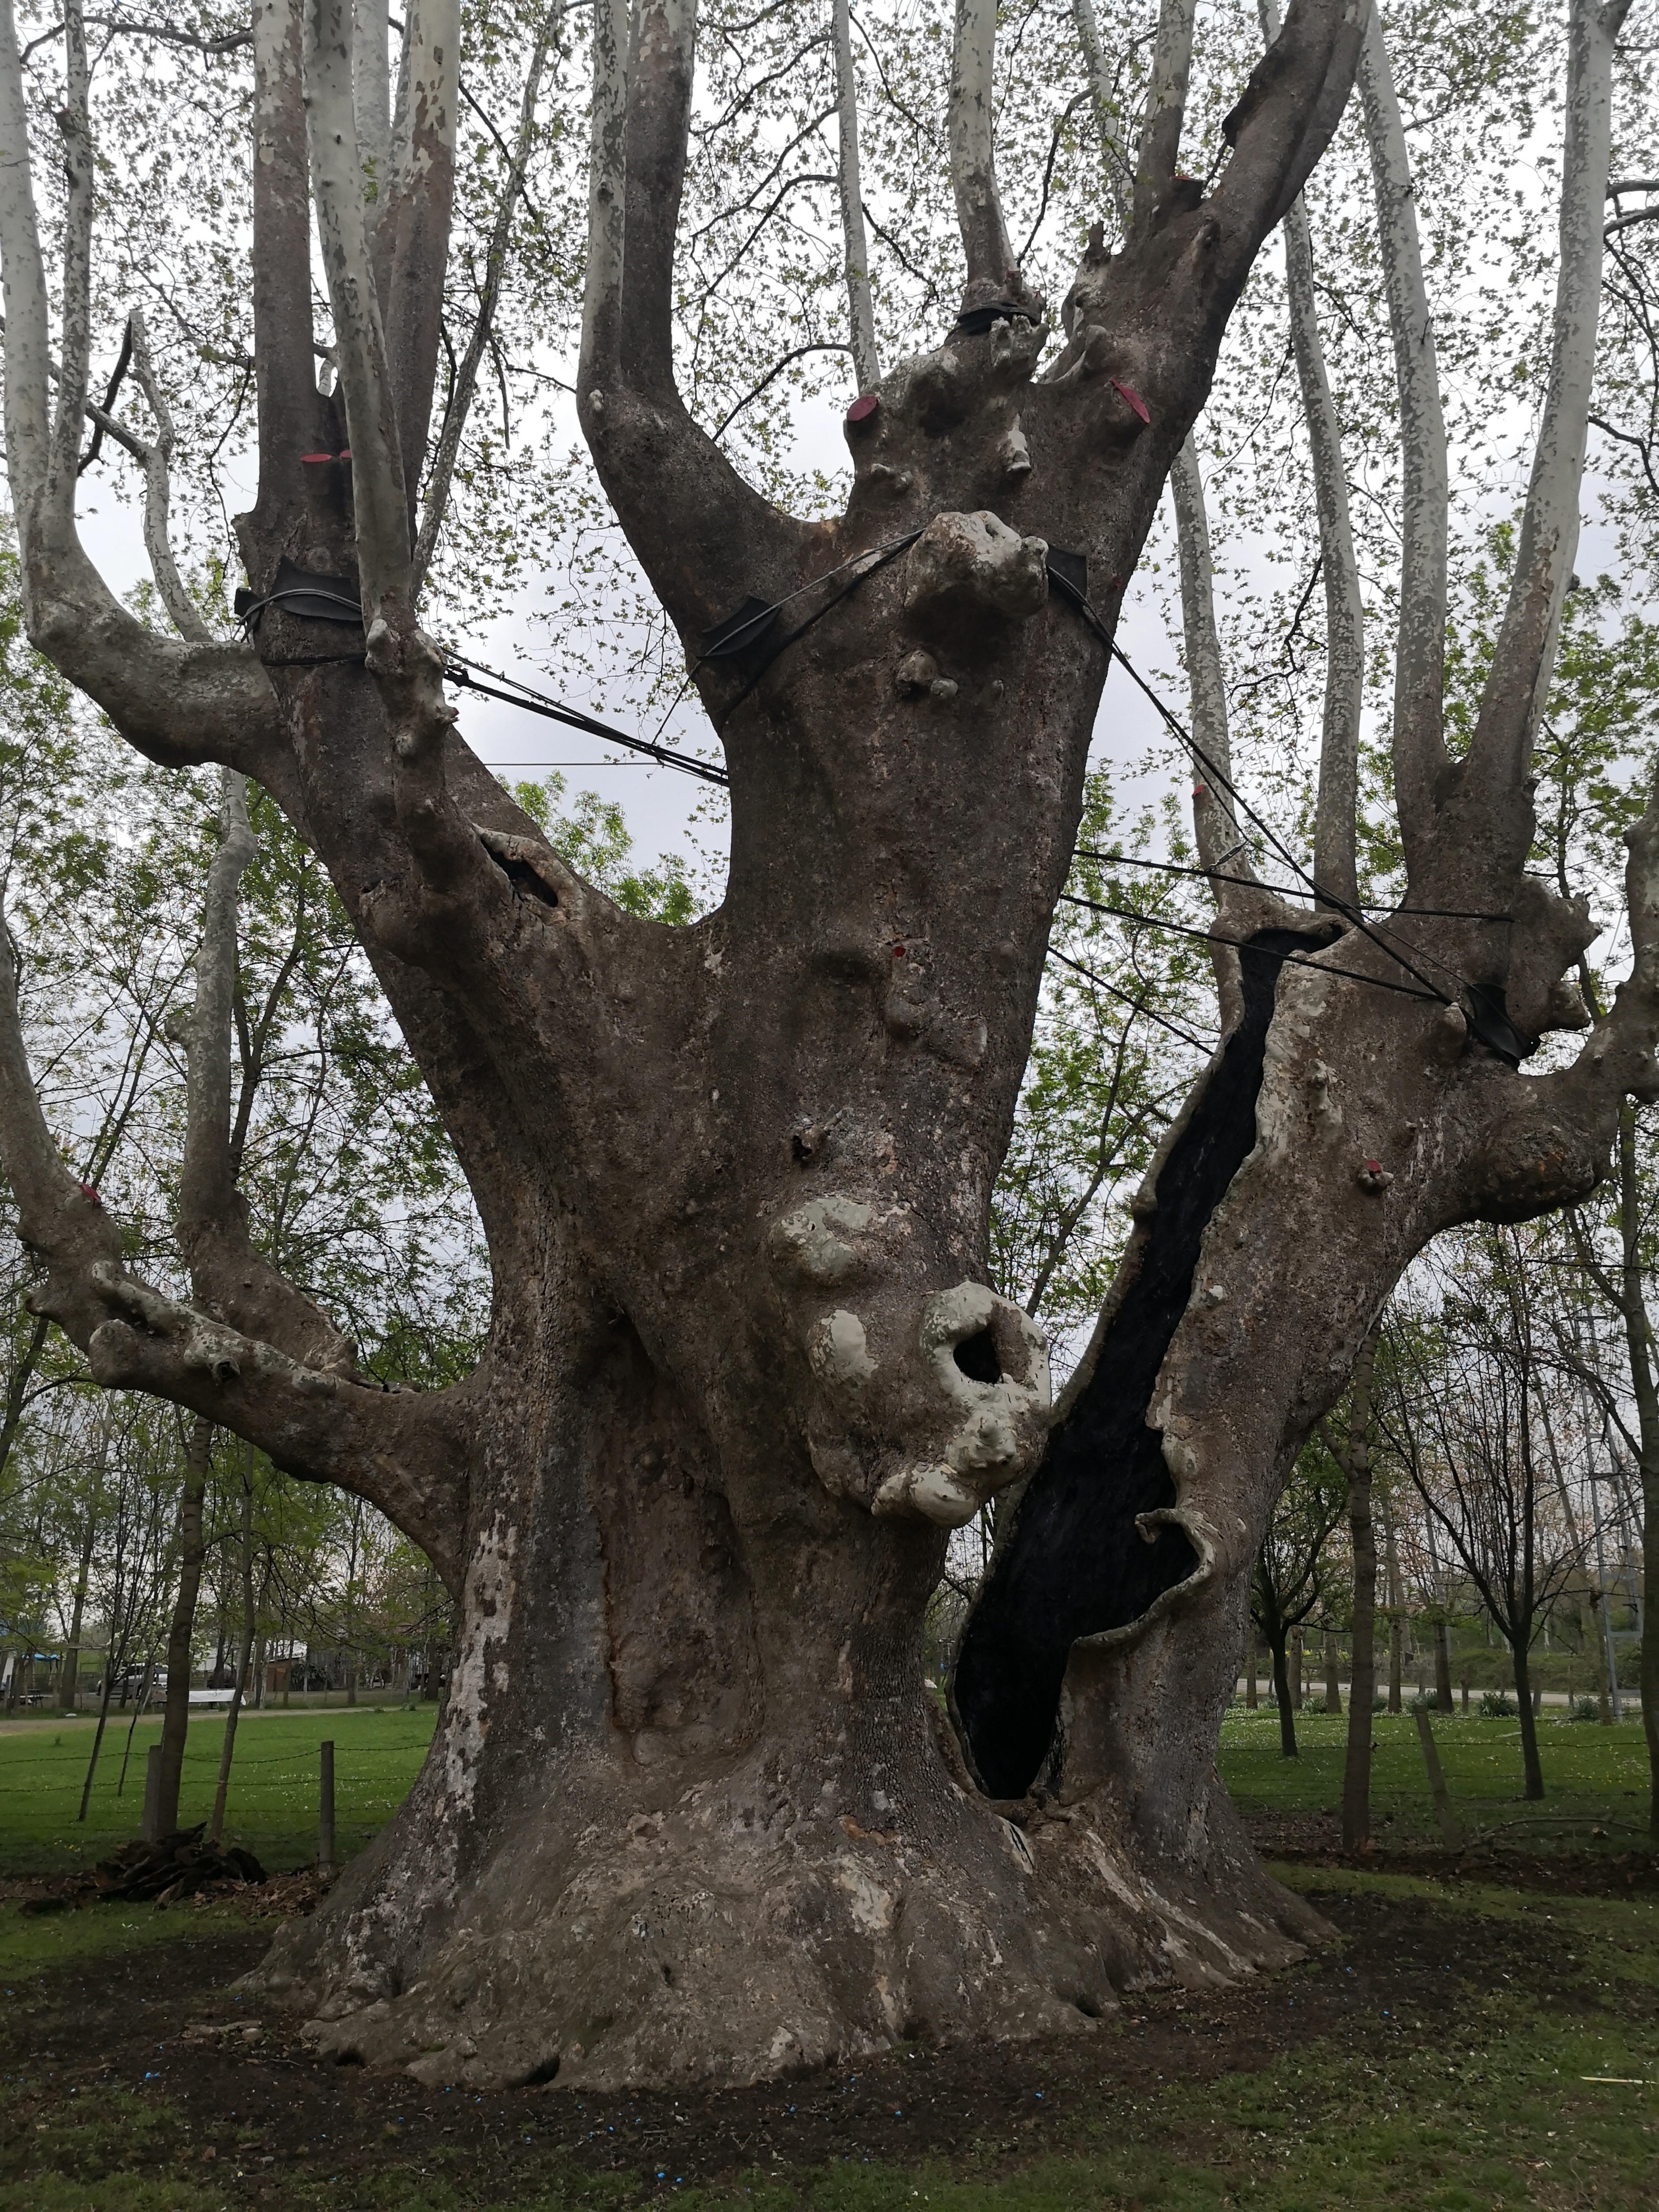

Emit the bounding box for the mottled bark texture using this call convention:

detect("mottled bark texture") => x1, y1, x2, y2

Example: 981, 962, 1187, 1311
0, 0, 1652, 2096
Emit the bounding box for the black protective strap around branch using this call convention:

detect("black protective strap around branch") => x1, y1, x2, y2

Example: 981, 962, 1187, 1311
234, 558, 365, 634
953, 299, 1033, 337
707, 532, 924, 731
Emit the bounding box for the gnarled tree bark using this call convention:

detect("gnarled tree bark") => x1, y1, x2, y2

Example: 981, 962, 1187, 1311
0, 0, 1649, 2095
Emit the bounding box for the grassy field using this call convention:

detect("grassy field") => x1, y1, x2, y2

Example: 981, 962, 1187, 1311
0, 1700, 1652, 1885
1220, 1706, 1656, 1844
0, 1704, 439, 1876
3, 1707, 1659, 2207
1, 1870, 1656, 2208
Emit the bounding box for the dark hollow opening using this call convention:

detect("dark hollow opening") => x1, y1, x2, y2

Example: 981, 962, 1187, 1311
494, 853, 558, 908
952, 931, 1319, 1801
520, 2056, 562, 2087
953, 1328, 1003, 1385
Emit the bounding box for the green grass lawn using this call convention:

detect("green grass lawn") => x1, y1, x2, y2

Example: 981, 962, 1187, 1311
0, 1704, 439, 1877
1221, 1706, 1655, 1843
3, 1870, 1659, 2209
4, 1706, 1659, 2208
0, 1702, 1652, 1889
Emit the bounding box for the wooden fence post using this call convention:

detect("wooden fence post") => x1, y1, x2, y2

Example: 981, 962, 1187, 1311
141, 1742, 163, 1843
319, 1739, 335, 1869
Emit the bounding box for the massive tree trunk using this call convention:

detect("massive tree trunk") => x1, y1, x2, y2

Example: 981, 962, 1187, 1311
0, 0, 1649, 2093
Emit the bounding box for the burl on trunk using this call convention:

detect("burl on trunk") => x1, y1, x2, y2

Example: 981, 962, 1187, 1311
0, 0, 1650, 2092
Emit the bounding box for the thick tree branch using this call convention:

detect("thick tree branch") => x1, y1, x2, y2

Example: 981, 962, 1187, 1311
1074, 7, 1272, 935
1051, 0, 1362, 428
0, 2, 55, 509
833, 0, 878, 392
620, 0, 696, 391
306, 0, 411, 615
0, 5, 281, 768
127, 310, 216, 645
0, 905, 127, 1328
1132, 0, 1195, 238
1357, 0, 1448, 869
1464, 0, 1634, 852
413, 3, 561, 597
576, 0, 807, 630
46, 4, 92, 513
373, 0, 459, 541
177, 772, 361, 1376
1169, 441, 1245, 884
305, 0, 501, 965
0, 884, 469, 1591
579, 0, 628, 395
1069, 0, 1135, 229
1262, 0, 1361, 912
1554, 774, 1659, 1116
246, 0, 326, 553
1205, 0, 1368, 297
947, 0, 1018, 297
1166, 436, 1301, 1014
353, 0, 391, 191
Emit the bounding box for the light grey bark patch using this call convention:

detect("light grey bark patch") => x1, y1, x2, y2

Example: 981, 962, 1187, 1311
903, 510, 1050, 625
809, 1309, 878, 1397
585, 1323, 761, 1760
768, 1193, 875, 1286
872, 1281, 1051, 1527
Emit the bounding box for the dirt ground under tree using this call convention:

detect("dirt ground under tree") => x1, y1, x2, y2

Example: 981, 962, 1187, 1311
5, 1825, 1659, 2210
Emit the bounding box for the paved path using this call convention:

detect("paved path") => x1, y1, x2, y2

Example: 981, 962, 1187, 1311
1236, 1679, 1641, 1713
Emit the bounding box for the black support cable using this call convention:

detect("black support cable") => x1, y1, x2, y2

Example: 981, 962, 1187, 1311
266, 531, 1529, 1056
1075, 848, 1512, 924
1056, 891, 1444, 1005
437, 531, 930, 787
1047, 947, 1215, 1052
442, 657, 731, 788
1047, 567, 1462, 1010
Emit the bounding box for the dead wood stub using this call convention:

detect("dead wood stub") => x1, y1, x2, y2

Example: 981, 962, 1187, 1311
953, 931, 1320, 1799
